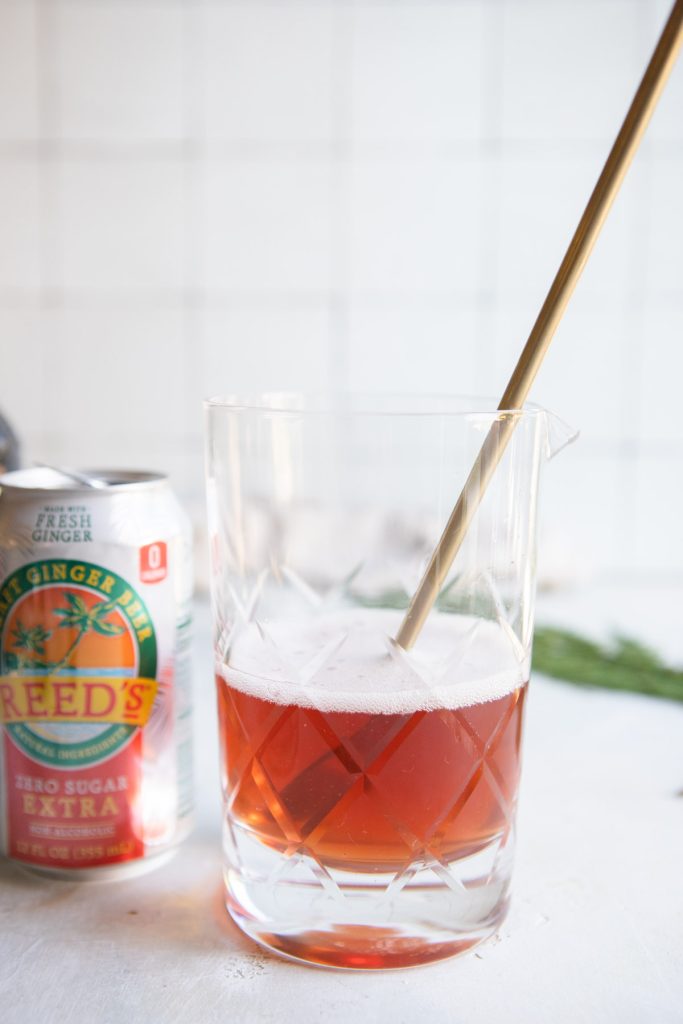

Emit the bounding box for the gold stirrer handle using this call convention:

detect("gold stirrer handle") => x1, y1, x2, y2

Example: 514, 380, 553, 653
396, 0, 683, 650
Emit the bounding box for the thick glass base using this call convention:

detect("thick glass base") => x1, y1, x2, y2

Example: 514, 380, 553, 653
224, 829, 513, 970
228, 903, 506, 970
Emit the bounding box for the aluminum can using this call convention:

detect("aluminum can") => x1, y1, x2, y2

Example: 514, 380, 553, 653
0, 468, 193, 878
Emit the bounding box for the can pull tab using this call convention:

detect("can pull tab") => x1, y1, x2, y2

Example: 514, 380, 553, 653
33, 462, 111, 489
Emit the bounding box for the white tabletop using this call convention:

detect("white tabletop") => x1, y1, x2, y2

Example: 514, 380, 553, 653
3, 586, 682, 1024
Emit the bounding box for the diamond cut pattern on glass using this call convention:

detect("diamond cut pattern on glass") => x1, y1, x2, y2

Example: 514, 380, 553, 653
218, 553, 528, 911
221, 677, 526, 907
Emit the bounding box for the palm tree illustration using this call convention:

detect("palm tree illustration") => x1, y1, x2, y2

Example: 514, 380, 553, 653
9, 622, 51, 670
50, 593, 125, 671
10, 593, 125, 673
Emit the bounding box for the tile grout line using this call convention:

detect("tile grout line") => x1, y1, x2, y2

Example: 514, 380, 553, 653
36, 0, 61, 307
34, 0, 61, 464
182, 0, 207, 471
474, 0, 506, 393
3, 285, 683, 313
615, 0, 659, 568
327, 1, 353, 392
9, 137, 683, 160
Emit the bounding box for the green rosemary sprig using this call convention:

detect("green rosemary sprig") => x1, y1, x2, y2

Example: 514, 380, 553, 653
532, 627, 683, 703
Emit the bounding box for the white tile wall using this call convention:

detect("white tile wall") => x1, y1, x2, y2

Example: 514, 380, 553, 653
347, 304, 481, 395
496, 153, 599, 304
650, 0, 683, 142
204, 4, 336, 143
0, 1, 39, 141
57, 158, 186, 291
500, 0, 640, 143
41, 308, 188, 443
0, 159, 42, 292
204, 158, 333, 293
645, 156, 683, 297
539, 444, 628, 582
512, 304, 626, 445
349, 157, 482, 296
581, 156, 649, 301
638, 308, 683, 445
200, 305, 332, 397
0, 309, 47, 447
350, 4, 485, 144
53, 2, 187, 142
633, 453, 683, 573
0, 0, 681, 582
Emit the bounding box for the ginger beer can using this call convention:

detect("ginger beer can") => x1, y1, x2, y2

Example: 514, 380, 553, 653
0, 468, 193, 878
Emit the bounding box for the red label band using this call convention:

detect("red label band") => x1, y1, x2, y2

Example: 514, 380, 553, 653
3, 731, 144, 868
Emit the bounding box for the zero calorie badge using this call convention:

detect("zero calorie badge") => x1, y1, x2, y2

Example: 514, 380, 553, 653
139, 541, 167, 584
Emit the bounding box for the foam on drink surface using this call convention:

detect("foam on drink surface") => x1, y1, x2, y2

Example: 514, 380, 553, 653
218, 607, 528, 715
